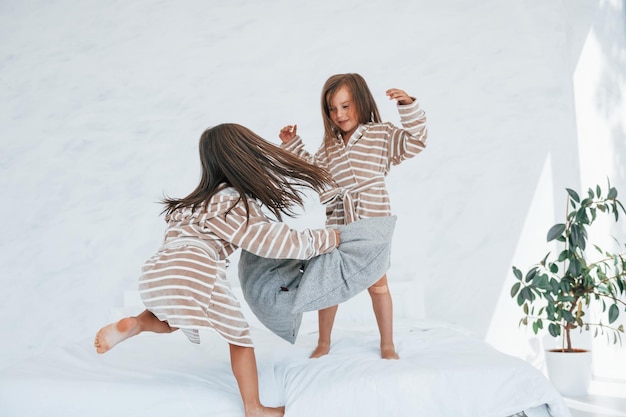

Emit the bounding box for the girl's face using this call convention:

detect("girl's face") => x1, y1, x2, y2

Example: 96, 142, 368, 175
328, 85, 359, 141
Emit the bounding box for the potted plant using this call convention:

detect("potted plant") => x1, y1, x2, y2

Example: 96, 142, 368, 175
510, 181, 626, 397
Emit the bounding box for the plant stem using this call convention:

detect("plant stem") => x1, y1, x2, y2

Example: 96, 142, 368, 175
590, 291, 626, 308
584, 322, 624, 333
565, 300, 579, 351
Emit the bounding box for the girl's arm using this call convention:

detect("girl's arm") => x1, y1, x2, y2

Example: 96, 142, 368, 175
279, 125, 331, 171
279, 129, 315, 164
385, 89, 428, 166
208, 199, 339, 260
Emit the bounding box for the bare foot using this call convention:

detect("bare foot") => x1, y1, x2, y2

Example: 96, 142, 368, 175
309, 342, 330, 359
245, 405, 285, 417
94, 317, 141, 354
381, 344, 399, 360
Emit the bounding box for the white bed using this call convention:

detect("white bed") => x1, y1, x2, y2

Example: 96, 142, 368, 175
0, 288, 571, 417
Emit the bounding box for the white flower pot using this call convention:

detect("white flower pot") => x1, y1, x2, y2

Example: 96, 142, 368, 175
544, 349, 592, 397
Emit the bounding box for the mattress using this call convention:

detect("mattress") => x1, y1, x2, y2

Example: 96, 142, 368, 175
0, 317, 570, 417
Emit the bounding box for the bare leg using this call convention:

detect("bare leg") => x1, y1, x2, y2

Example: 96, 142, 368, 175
310, 304, 338, 358
368, 275, 399, 359
229, 344, 285, 417
93, 309, 177, 354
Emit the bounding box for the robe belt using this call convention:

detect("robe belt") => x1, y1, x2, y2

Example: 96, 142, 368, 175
319, 176, 386, 224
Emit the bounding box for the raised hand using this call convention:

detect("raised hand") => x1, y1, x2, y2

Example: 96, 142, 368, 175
385, 88, 414, 105
279, 124, 298, 143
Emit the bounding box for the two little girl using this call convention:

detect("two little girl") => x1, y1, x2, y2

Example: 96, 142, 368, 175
94, 74, 427, 417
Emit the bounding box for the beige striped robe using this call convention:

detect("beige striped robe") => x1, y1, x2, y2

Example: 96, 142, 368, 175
139, 187, 338, 347
283, 100, 427, 225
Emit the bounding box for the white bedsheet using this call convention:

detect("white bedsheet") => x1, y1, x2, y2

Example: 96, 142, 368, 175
0, 319, 571, 417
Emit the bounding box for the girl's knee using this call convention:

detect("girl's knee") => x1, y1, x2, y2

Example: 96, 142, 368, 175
368, 284, 389, 295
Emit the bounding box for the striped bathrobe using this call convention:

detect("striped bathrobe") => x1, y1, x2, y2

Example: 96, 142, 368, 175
139, 187, 338, 347
282, 100, 427, 225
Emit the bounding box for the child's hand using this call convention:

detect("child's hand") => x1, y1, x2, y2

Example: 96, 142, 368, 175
279, 124, 298, 143
386, 88, 414, 105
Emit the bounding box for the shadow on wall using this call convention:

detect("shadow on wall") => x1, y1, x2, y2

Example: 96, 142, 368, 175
599, 1, 626, 188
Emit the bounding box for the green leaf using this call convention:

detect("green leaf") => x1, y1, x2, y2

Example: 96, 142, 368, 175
596, 185, 602, 198
608, 187, 618, 199
566, 188, 580, 203
548, 323, 560, 337
562, 310, 574, 323
569, 224, 579, 248
520, 287, 534, 303
525, 268, 537, 283
550, 279, 560, 294
511, 282, 521, 298
570, 223, 587, 250
547, 224, 566, 242
535, 274, 550, 290
567, 258, 581, 276
550, 263, 559, 274
575, 208, 590, 224
609, 304, 619, 324
512, 266, 523, 281
557, 249, 570, 262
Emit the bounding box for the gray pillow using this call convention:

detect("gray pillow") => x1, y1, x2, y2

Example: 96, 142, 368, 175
238, 216, 396, 343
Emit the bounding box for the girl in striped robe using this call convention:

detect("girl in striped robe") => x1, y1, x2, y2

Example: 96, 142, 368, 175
94, 123, 341, 417
279, 73, 428, 360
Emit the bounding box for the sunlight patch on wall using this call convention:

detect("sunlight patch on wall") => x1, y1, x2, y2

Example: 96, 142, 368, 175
573, 26, 614, 189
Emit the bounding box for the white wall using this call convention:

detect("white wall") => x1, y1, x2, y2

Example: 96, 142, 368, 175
1, 0, 624, 380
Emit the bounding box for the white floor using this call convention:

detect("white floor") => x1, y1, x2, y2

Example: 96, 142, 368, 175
564, 379, 626, 417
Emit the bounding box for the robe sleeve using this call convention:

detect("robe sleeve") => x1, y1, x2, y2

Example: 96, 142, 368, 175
387, 99, 428, 166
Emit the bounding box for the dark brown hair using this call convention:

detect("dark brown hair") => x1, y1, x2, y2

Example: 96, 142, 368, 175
320, 73, 381, 149
162, 123, 334, 221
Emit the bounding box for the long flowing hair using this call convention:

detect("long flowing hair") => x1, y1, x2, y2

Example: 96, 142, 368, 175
162, 123, 335, 221
320, 73, 381, 150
